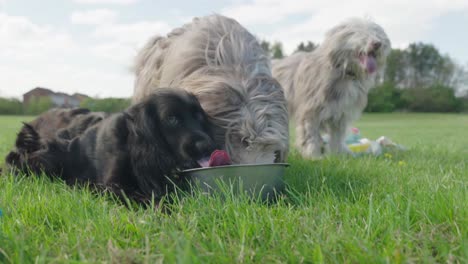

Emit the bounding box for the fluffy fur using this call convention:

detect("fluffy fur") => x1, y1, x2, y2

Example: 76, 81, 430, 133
133, 14, 289, 164
5, 89, 216, 203
26, 108, 108, 141
272, 18, 391, 158
5, 108, 107, 173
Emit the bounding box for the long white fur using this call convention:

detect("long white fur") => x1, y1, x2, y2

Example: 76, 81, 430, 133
133, 14, 289, 164
272, 18, 390, 159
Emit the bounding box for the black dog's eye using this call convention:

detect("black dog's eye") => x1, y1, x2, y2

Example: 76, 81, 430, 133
167, 116, 179, 126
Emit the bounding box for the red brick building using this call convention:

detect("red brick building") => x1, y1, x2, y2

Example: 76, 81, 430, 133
23, 87, 90, 108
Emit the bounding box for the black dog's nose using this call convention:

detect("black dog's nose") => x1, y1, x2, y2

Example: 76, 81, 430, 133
195, 139, 215, 156
372, 41, 382, 51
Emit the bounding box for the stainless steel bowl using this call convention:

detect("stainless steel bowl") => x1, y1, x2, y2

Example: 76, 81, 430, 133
181, 163, 289, 200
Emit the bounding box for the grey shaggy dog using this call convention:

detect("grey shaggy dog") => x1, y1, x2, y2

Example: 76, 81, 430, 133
273, 18, 390, 159
133, 14, 289, 164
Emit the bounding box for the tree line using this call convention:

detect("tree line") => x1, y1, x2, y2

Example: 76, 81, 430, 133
0, 97, 54, 115
0, 97, 131, 115
368, 43, 467, 112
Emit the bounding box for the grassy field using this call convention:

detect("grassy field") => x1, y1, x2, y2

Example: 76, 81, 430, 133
0, 113, 467, 263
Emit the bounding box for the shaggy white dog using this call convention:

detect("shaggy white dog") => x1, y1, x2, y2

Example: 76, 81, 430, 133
133, 14, 289, 164
272, 18, 390, 159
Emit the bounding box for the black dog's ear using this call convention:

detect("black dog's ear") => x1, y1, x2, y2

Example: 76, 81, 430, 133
5, 151, 21, 167
16, 123, 41, 153
125, 103, 175, 198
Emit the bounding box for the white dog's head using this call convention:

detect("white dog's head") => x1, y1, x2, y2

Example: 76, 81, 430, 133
226, 77, 289, 164
322, 18, 391, 82
188, 74, 289, 165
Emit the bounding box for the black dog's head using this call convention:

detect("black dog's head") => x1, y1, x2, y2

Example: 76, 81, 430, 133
126, 88, 216, 169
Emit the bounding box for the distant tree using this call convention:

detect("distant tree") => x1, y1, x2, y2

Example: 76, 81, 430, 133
296, 42, 305, 52
449, 62, 468, 92
258, 40, 286, 59
294, 41, 317, 53
260, 40, 271, 54
271, 42, 284, 59
384, 43, 463, 91
405, 43, 456, 88
460, 90, 468, 112
401, 85, 461, 112
80, 97, 130, 113
384, 49, 407, 86
24, 97, 53, 115
365, 82, 402, 112
366, 42, 467, 112
0, 97, 23, 115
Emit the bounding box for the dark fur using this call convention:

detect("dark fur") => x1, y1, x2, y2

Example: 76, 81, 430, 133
5, 89, 216, 203
27, 108, 107, 140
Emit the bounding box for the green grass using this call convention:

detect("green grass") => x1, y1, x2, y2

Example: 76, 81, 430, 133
0, 113, 467, 263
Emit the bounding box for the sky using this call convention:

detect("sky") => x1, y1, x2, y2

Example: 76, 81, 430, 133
1, 0, 468, 99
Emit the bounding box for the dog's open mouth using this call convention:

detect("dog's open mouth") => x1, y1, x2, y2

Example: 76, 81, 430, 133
197, 149, 232, 168
359, 51, 377, 74
359, 41, 381, 74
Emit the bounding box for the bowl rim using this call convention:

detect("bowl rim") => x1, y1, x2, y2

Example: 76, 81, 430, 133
181, 163, 290, 173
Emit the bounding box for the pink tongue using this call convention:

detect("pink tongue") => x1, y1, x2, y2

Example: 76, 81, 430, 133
208, 150, 232, 167
365, 56, 377, 74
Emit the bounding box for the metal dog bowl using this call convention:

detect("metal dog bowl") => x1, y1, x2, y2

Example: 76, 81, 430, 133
182, 163, 289, 200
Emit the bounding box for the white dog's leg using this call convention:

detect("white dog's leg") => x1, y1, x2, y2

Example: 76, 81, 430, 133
297, 117, 323, 159
328, 121, 351, 155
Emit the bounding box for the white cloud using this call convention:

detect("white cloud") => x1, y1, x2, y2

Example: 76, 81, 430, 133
93, 21, 170, 44
222, 0, 311, 25
0, 13, 76, 61
71, 9, 118, 25
68, 9, 170, 63
90, 42, 133, 63
0, 13, 134, 98
73, 0, 139, 5
0, 12, 172, 98
223, 0, 468, 54
89, 20, 171, 65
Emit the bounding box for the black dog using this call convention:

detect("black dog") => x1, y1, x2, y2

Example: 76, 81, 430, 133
5, 88, 216, 203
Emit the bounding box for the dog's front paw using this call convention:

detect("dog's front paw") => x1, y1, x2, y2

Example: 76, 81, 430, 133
300, 143, 324, 160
